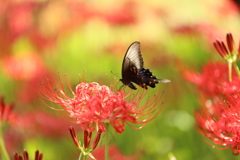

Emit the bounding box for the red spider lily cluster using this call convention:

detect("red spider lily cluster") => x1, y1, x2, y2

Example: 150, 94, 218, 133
183, 33, 240, 155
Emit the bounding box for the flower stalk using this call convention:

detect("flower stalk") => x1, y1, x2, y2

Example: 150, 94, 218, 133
233, 62, 240, 77
228, 61, 232, 82
105, 124, 109, 160
0, 96, 14, 160
0, 126, 10, 160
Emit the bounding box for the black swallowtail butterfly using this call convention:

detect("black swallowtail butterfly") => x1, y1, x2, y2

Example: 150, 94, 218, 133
119, 41, 170, 90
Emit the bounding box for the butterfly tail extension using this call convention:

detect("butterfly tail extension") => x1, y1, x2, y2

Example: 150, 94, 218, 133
157, 79, 171, 83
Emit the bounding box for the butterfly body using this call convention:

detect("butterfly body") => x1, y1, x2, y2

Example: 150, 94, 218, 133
120, 41, 170, 90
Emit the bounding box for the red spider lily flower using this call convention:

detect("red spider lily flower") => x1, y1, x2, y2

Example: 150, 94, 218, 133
182, 61, 240, 97
38, 77, 165, 133
14, 150, 43, 160
195, 94, 240, 155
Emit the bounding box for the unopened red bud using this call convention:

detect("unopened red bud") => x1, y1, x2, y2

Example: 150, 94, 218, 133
92, 129, 102, 150
23, 150, 29, 160
227, 33, 234, 53
69, 126, 80, 148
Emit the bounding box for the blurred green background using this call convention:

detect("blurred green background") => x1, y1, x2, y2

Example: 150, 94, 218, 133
1, 0, 240, 159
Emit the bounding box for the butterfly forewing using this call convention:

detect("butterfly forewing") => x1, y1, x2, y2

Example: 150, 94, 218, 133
122, 41, 143, 74
120, 41, 144, 89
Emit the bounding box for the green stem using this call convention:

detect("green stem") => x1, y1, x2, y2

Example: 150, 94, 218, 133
233, 62, 240, 77
0, 124, 10, 160
228, 61, 232, 82
105, 124, 109, 160
78, 152, 82, 160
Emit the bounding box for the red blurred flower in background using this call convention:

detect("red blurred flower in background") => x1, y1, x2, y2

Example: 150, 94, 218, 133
0, 1, 36, 54
2, 53, 52, 104
0, 1, 55, 54
214, 0, 239, 16
91, 145, 138, 160
183, 61, 240, 97
3, 53, 46, 81
0, 96, 14, 124
0, 0, 96, 56
172, 23, 223, 43
38, 79, 165, 133
5, 1, 36, 38
14, 111, 74, 139
101, 1, 137, 25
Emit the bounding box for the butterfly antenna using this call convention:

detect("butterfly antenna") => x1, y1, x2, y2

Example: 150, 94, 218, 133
110, 71, 120, 79
118, 84, 126, 90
